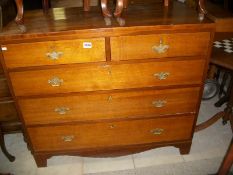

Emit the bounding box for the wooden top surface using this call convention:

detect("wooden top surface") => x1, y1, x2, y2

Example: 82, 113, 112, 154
0, 1, 215, 42
206, 1, 233, 32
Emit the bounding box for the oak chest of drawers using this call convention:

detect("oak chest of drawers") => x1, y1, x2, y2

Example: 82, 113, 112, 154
0, 1, 215, 167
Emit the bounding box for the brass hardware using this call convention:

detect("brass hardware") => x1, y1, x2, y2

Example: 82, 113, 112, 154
62, 135, 74, 142
101, 64, 112, 75
150, 128, 164, 135
154, 72, 170, 80
46, 51, 63, 60
152, 39, 169, 54
54, 107, 70, 115
152, 100, 167, 108
48, 76, 63, 87
109, 124, 115, 129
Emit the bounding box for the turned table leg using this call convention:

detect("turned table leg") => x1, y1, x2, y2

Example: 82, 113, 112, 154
100, 0, 112, 26
198, 0, 207, 21
14, 0, 26, 32
0, 126, 15, 162
84, 0, 90, 11
114, 0, 125, 26
123, 0, 128, 8
218, 138, 233, 175
114, 0, 124, 17
42, 0, 49, 14
101, 0, 112, 17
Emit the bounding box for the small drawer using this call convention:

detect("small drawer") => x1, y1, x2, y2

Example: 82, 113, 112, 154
1, 38, 106, 68
28, 115, 195, 152
0, 75, 11, 97
10, 59, 205, 96
0, 98, 18, 122
20, 87, 200, 125
111, 32, 210, 61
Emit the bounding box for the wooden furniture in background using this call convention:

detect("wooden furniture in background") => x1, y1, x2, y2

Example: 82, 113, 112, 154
0, 1, 215, 167
0, 60, 21, 162
195, 33, 233, 174
118, 0, 207, 19
0, 0, 17, 31
195, 2, 233, 174
14, 0, 113, 32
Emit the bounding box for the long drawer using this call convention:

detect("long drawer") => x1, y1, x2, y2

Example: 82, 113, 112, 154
10, 59, 205, 96
111, 32, 210, 61
1, 38, 106, 68
19, 87, 200, 125
28, 115, 195, 152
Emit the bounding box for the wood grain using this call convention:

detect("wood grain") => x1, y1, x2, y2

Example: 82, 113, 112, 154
28, 115, 195, 152
2, 38, 106, 68
19, 87, 200, 125
10, 59, 205, 96
111, 32, 210, 61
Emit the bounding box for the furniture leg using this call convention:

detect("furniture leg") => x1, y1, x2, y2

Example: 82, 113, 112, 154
114, 0, 126, 26
164, 0, 169, 7
207, 64, 217, 79
0, 126, 15, 162
222, 76, 233, 126
219, 71, 228, 98
217, 138, 233, 175
101, 0, 112, 17
14, 0, 26, 32
42, 0, 49, 14
195, 111, 225, 132
215, 72, 232, 107
123, 0, 128, 8
215, 68, 221, 80
84, 0, 90, 11
114, 0, 124, 17
34, 154, 48, 167
198, 0, 207, 21
175, 142, 192, 155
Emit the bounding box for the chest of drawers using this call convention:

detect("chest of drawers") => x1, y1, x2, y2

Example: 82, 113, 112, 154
0, 1, 215, 167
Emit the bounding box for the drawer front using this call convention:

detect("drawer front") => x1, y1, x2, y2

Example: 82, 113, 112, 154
20, 87, 200, 125
0, 76, 11, 97
10, 59, 205, 96
28, 115, 195, 152
111, 32, 210, 61
2, 38, 106, 68
0, 100, 18, 122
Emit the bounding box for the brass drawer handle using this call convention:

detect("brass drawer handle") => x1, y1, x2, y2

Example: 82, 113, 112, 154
108, 95, 113, 101
46, 51, 63, 60
150, 128, 164, 135
100, 64, 112, 75
62, 135, 74, 142
152, 100, 167, 108
54, 107, 70, 115
154, 72, 170, 80
48, 76, 63, 87
152, 39, 169, 54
